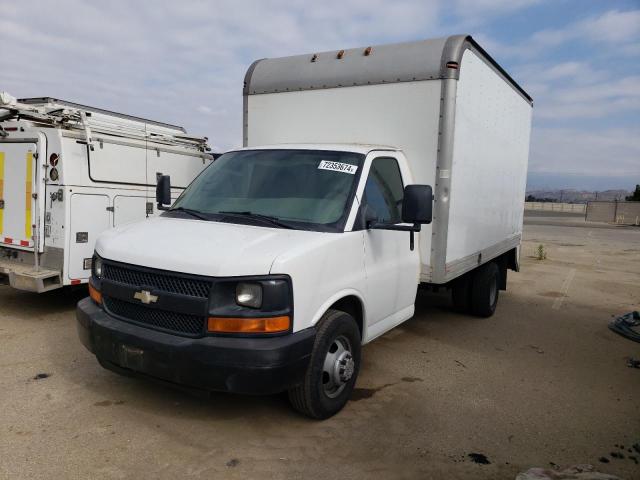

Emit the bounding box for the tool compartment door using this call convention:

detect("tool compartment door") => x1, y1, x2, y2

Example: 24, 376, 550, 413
68, 194, 110, 280
0, 142, 37, 249
113, 195, 148, 226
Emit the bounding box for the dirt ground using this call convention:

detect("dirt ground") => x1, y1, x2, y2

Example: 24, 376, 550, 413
1, 215, 639, 480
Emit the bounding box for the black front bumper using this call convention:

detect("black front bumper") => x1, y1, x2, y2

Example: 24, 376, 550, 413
76, 297, 315, 395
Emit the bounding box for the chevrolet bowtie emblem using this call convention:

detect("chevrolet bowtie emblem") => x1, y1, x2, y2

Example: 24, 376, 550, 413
133, 290, 158, 304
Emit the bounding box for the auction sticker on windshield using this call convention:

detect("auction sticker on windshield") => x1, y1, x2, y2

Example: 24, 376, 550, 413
318, 160, 358, 175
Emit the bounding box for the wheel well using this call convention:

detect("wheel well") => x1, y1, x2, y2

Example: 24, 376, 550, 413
329, 296, 364, 339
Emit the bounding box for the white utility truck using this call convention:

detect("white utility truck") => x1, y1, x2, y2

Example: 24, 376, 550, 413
77, 35, 532, 419
0, 93, 213, 292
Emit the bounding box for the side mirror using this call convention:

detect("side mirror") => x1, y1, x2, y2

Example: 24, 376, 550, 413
156, 175, 171, 210
402, 185, 433, 225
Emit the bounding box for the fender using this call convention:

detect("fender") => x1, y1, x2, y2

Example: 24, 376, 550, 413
309, 288, 368, 339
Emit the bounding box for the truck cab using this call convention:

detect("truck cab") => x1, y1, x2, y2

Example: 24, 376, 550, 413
78, 144, 433, 419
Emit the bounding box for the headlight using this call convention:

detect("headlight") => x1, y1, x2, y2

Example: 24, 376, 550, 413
93, 255, 103, 279
208, 277, 292, 335
236, 282, 262, 309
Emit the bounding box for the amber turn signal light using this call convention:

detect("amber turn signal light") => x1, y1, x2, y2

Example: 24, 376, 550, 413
208, 316, 290, 334
88, 283, 102, 305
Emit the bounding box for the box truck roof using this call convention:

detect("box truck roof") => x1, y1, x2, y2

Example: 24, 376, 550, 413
244, 34, 531, 105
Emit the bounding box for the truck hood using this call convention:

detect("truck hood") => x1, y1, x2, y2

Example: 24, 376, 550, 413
95, 216, 326, 277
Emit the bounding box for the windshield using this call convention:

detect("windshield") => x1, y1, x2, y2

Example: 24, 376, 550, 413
171, 149, 364, 232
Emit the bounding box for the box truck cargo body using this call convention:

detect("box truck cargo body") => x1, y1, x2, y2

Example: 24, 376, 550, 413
0, 94, 213, 291
77, 35, 532, 419
244, 34, 532, 284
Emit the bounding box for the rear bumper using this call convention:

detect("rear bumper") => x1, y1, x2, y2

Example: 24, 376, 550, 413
76, 297, 315, 395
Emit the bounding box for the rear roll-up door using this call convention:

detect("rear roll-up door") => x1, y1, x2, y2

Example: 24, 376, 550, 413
0, 143, 37, 248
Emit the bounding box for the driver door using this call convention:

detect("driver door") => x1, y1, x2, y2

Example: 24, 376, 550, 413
360, 156, 420, 338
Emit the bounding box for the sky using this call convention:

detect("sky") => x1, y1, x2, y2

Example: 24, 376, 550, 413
1, 0, 639, 191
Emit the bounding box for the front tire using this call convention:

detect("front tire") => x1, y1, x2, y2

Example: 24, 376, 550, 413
288, 309, 361, 419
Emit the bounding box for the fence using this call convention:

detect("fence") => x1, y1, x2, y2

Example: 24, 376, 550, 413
524, 202, 587, 214
586, 201, 640, 225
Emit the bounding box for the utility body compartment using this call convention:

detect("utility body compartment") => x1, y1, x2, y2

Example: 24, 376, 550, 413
243, 34, 533, 284
0, 94, 214, 292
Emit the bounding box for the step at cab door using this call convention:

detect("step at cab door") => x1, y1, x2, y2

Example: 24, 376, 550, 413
68, 193, 110, 281
0, 142, 38, 249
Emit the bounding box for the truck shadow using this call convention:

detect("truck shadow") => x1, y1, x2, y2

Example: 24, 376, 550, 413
70, 290, 461, 422
0, 285, 87, 318
27, 285, 498, 423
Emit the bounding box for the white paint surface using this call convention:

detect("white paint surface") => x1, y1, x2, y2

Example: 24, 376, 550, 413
445, 50, 532, 264
68, 194, 110, 280
247, 80, 442, 267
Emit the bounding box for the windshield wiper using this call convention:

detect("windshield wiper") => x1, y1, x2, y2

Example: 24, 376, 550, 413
219, 211, 296, 229
169, 207, 210, 221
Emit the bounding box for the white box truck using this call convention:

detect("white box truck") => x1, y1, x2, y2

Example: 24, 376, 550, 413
0, 94, 214, 292
77, 35, 532, 418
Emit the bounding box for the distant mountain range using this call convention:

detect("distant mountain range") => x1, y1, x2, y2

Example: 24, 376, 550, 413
525, 189, 631, 203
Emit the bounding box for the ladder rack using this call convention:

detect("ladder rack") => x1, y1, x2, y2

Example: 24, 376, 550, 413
0, 92, 211, 152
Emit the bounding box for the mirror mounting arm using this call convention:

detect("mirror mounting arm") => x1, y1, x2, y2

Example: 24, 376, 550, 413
367, 222, 422, 250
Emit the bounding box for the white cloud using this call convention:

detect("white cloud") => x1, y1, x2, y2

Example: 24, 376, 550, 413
530, 127, 640, 176
531, 9, 640, 48
531, 75, 640, 120
487, 9, 640, 59
453, 0, 541, 16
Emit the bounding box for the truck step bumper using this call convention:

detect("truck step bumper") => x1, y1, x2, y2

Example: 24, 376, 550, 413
0, 257, 62, 292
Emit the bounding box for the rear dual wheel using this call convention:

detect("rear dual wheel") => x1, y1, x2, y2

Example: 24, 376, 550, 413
452, 261, 500, 318
288, 309, 361, 419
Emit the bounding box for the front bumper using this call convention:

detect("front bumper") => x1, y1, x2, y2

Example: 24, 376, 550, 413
76, 297, 315, 395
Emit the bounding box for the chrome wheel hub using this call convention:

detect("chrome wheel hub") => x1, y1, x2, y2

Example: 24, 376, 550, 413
322, 335, 354, 398
336, 351, 355, 383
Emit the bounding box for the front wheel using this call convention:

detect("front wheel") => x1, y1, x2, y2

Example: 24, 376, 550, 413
288, 309, 361, 419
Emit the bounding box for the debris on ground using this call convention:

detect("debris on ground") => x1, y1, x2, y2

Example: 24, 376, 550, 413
515, 464, 621, 480
609, 311, 640, 343
625, 357, 640, 369
529, 345, 545, 354
468, 453, 490, 464
32, 373, 50, 380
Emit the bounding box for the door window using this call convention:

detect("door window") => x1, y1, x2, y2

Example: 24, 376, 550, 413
363, 157, 404, 224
